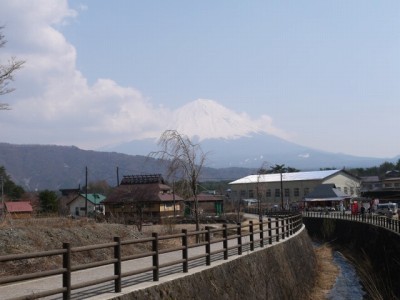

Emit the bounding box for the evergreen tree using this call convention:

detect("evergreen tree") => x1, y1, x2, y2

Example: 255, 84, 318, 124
0, 166, 25, 200
39, 190, 58, 213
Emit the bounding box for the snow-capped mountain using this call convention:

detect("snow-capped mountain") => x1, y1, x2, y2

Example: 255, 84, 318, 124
169, 99, 272, 140
101, 99, 394, 169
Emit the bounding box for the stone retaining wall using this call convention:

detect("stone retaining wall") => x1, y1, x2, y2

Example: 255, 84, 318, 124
110, 227, 317, 300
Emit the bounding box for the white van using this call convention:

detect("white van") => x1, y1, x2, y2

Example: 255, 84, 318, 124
376, 203, 398, 216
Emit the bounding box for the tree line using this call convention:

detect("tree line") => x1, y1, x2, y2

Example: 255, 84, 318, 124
1, 166, 57, 213
347, 159, 400, 178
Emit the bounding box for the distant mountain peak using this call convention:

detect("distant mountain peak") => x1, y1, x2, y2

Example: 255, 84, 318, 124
168, 99, 273, 141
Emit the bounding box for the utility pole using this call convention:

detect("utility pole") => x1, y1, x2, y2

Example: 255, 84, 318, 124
85, 166, 88, 217
1, 176, 3, 218
172, 180, 176, 217
256, 184, 262, 219
116, 166, 120, 187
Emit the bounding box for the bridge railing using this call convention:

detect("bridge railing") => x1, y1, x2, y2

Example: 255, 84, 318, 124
303, 211, 400, 234
0, 213, 303, 300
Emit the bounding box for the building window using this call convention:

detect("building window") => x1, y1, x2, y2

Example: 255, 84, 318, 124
165, 203, 173, 208
344, 187, 348, 194
304, 188, 309, 196
275, 189, 280, 197
284, 188, 290, 197
248, 190, 254, 198
294, 188, 300, 197
337, 187, 341, 191
240, 190, 246, 197
266, 189, 271, 197
350, 187, 354, 195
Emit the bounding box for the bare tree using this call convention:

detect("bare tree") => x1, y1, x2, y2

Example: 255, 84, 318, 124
0, 27, 25, 109
150, 130, 206, 233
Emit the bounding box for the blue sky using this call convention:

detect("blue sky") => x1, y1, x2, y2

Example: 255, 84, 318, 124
0, 1, 399, 158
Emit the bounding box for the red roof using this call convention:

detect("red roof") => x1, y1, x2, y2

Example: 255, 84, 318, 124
5, 201, 33, 213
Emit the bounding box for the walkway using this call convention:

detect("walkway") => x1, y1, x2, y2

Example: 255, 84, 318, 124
0, 214, 300, 300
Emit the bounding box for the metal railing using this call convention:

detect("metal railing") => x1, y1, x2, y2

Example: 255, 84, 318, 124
0, 213, 303, 300
303, 211, 400, 234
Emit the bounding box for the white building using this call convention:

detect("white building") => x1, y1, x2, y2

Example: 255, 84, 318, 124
67, 193, 106, 217
229, 169, 360, 209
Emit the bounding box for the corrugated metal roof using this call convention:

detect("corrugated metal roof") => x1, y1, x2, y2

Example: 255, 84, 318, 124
79, 193, 106, 205
5, 201, 33, 213
304, 184, 350, 200
229, 169, 340, 185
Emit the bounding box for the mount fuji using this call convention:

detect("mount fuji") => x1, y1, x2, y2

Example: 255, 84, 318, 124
100, 99, 393, 170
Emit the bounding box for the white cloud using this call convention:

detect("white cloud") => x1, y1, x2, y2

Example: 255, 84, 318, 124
0, 1, 289, 151
254, 115, 292, 141
0, 1, 169, 149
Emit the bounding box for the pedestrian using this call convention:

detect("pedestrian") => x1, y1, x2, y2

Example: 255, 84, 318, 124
361, 206, 365, 221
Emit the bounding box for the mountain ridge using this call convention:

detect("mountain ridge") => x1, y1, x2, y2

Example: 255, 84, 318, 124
1, 98, 398, 191
0, 141, 398, 192
0, 143, 255, 191
101, 132, 396, 170
100, 99, 398, 169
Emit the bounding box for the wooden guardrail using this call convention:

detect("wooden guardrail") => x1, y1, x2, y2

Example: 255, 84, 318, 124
0, 213, 303, 300
303, 211, 400, 234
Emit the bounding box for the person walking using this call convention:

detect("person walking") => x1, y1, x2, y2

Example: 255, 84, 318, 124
361, 206, 366, 221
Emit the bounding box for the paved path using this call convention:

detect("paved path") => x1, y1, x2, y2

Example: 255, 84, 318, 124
0, 216, 287, 300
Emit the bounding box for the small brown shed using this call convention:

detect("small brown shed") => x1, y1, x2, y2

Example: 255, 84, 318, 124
4, 201, 33, 219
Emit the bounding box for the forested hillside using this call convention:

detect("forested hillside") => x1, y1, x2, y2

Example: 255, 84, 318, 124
0, 143, 253, 191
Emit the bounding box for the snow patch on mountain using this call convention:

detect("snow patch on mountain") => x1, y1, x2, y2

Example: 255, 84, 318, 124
168, 99, 290, 141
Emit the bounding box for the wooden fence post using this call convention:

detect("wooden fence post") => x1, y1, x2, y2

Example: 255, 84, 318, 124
152, 232, 159, 281
113, 237, 121, 293
182, 229, 188, 273
268, 218, 272, 244
276, 219, 280, 242
237, 223, 242, 255
294, 216, 298, 234
223, 224, 228, 260
249, 221, 254, 251
62, 242, 71, 300
259, 217, 264, 248
206, 226, 211, 266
